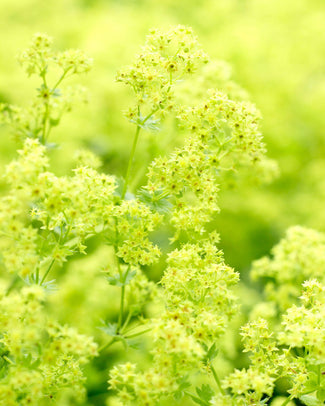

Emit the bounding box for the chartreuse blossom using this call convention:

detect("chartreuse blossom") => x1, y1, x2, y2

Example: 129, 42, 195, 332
1, 33, 92, 144
251, 226, 325, 312
117, 25, 208, 125
219, 318, 278, 405
0, 137, 117, 281
146, 89, 267, 238
113, 200, 162, 266
0, 286, 97, 405
213, 283, 325, 405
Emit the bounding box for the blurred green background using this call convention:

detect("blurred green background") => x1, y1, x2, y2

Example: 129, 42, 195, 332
0, 1, 325, 403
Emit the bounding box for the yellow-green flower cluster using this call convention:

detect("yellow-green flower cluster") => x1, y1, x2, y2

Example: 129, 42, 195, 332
0, 286, 97, 406
279, 280, 325, 362
0, 138, 117, 278
109, 361, 176, 406
5, 138, 49, 190
114, 200, 162, 266
17, 33, 54, 77
222, 319, 278, 405
146, 90, 267, 237
117, 25, 208, 123
56, 49, 93, 74
36, 165, 116, 236
161, 232, 239, 341
109, 317, 204, 406
109, 234, 240, 405
0, 140, 48, 276
1, 33, 92, 144
126, 268, 157, 314
17, 32, 92, 77
73, 148, 102, 169
251, 226, 325, 311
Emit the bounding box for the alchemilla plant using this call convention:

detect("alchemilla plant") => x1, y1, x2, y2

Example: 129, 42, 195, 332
0, 27, 323, 406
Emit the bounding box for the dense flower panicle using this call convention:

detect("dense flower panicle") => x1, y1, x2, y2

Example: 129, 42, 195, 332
17, 33, 54, 77
117, 25, 209, 124
108, 317, 204, 406
109, 233, 240, 405
279, 280, 325, 363
0, 138, 117, 278
17, 33, 93, 77
0, 287, 97, 406
5, 138, 49, 189
56, 49, 93, 74
1, 33, 92, 144
161, 234, 239, 341
73, 148, 102, 169
251, 226, 325, 311
146, 90, 267, 238
113, 200, 162, 266
221, 318, 278, 405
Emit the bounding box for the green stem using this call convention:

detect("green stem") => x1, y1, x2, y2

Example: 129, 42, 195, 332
52, 68, 71, 92
281, 395, 294, 406
3, 356, 15, 365
116, 267, 130, 332
211, 364, 225, 395
40, 259, 55, 285
41, 101, 50, 145
99, 337, 117, 352
5, 274, 20, 296
121, 124, 141, 199
120, 310, 133, 333
124, 328, 152, 339
40, 71, 50, 145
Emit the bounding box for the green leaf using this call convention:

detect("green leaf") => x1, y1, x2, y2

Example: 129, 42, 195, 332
107, 270, 136, 287
130, 114, 160, 132
316, 388, 325, 402
49, 117, 60, 127
206, 343, 219, 363
174, 376, 191, 400
98, 322, 118, 336
22, 353, 41, 369
196, 384, 214, 404
187, 394, 208, 406
300, 394, 322, 406
138, 188, 172, 214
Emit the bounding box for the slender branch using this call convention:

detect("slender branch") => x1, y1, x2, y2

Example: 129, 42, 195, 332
281, 395, 294, 406
52, 68, 71, 92
120, 310, 133, 333
40, 259, 55, 285
3, 356, 15, 365
116, 267, 130, 333
211, 364, 225, 395
40, 71, 50, 145
5, 274, 20, 296
35, 267, 40, 284
121, 124, 141, 199
99, 338, 117, 352
124, 328, 152, 339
